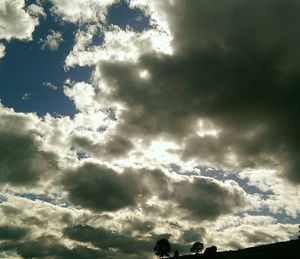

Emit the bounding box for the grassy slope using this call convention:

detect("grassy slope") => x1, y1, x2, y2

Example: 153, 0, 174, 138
172, 239, 300, 259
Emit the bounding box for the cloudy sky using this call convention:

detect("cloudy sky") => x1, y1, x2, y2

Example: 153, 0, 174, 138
0, 0, 299, 258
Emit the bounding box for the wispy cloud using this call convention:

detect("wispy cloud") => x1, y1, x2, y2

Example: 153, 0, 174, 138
43, 81, 58, 90
21, 93, 33, 100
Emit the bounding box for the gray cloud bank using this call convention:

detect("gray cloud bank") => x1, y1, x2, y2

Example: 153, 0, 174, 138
96, 0, 300, 183
63, 224, 151, 258
0, 112, 57, 186
62, 163, 246, 220
0, 225, 28, 240
0, 235, 102, 259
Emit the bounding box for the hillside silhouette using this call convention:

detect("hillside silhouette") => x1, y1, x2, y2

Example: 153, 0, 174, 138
169, 239, 300, 259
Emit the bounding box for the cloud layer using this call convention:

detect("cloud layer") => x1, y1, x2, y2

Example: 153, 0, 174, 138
0, 0, 39, 41
0, 1, 299, 258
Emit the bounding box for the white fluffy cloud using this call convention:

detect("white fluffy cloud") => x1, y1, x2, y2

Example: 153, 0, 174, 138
240, 169, 300, 217
0, 0, 39, 41
0, 43, 5, 59
63, 0, 172, 68
40, 30, 63, 51
50, 0, 116, 23
64, 81, 97, 112
65, 24, 172, 67
27, 3, 46, 18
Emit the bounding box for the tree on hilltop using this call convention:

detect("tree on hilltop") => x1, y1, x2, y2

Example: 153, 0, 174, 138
154, 238, 171, 258
204, 245, 217, 256
191, 241, 204, 254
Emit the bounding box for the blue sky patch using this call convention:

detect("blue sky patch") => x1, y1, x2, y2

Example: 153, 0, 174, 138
0, 2, 92, 117
0, 0, 152, 117
106, 0, 151, 32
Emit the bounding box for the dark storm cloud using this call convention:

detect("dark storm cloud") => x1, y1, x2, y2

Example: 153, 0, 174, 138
172, 177, 246, 220
72, 133, 133, 158
0, 235, 102, 259
97, 0, 300, 183
61, 162, 246, 219
0, 133, 53, 185
0, 237, 68, 258
139, 172, 246, 220
61, 163, 148, 212
100, 134, 133, 156
123, 218, 156, 235
63, 224, 151, 256
0, 113, 57, 186
242, 230, 278, 244
0, 225, 28, 240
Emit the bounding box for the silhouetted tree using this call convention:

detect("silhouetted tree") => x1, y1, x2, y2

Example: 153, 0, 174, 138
154, 238, 171, 258
191, 241, 204, 254
173, 250, 179, 258
204, 246, 217, 256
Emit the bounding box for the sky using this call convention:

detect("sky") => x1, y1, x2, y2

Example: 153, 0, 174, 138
0, 0, 299, 258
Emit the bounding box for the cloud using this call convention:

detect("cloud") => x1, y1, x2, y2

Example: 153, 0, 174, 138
0, 1, 298, 256
172, 178, 246, 220
0, 109, 57, 186
0, 190, 295, 256
0, 236, 70, 258
61, 163, 148, 212
0, 234, 105, 258
239, 169, 300, 217
0, 43, 5, 59
122, 218, 156, 235
0, 193, 105, 258
0, 0, 39, 41
0, 131, 54, 186
40, 30, 63, 51
64, 81, 97, 112
50, 0, 116, 23
242, 230, 275, 244
215, 215, 297, 250
63, 224, 152, 257
43, 81, 58, 90
65, 25, 172, 67
27, 3, 46, 18
61, 162, 246, 220
181, 227, 206, 243
62, 1, 172, 68
71, 134, 134, 159
93, 0, 300, 184
21, 92, 33, 100
0, 225, 28, 240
